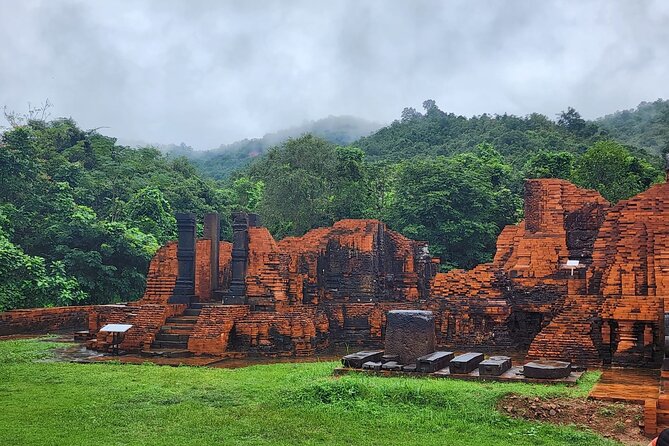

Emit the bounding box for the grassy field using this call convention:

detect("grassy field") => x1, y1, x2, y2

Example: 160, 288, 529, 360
0, 338, 620, 446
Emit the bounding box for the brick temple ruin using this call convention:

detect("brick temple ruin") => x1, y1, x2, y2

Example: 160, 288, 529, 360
85, 177, 669, 367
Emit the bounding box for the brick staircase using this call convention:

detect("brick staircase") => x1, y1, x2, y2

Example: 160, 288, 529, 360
141, 303, 209, 358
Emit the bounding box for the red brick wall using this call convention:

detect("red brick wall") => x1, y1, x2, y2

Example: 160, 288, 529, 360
188, 305, 250, 355
0, 306, 93, 336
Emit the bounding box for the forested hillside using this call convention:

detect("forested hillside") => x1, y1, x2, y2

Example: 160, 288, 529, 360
1, 99, 666, 310
179, 115, 381, 180
597, 99, 669, 157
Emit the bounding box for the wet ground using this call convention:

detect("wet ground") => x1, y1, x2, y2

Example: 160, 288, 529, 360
18, 333, 348, 368
588, 367, 660, 403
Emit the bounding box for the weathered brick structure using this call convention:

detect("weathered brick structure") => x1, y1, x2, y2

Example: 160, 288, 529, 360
85, 178, 669, 366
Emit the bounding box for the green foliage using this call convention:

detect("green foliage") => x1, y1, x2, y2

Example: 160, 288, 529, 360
0, 338, 615, 446
0, 118, 241, 308
597, 99, 669, 157
523, 150, 575, 180
187, 115, 381, 180
387, 145, 522, 269
355, 102, 600, 166
249, 135, 375, 237
0, 228, 84, 311
571, 140, 664, 202
125, 188, 176, 243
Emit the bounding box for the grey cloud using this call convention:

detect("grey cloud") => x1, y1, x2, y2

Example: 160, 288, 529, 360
1, 0, 668, 148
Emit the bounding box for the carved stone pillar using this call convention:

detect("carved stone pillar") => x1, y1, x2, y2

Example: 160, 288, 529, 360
169, 213, 196, 304
203, 212, 220, 297
225, 212, 249, 304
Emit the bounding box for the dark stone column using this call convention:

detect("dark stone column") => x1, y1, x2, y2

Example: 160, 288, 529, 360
225, 212, 249, 304
203, 213, 220, 296
169, 213, 197, 304
384, 310, 435, 364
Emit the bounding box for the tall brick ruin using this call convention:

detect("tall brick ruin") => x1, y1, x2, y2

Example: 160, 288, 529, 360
88, 178, 669, 366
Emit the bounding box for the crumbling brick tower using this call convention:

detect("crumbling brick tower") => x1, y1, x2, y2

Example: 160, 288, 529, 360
593, 180, 669, 365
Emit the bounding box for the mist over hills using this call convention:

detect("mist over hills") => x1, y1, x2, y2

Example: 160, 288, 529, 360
597, 99, 669, 157
156, 99, 669, 181
159, 115, 382, 179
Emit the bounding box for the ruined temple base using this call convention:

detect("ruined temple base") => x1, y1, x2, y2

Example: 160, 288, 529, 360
333, 366, 584, 385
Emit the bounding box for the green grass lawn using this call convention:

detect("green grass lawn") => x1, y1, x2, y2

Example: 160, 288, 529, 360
0, 338, 619, 446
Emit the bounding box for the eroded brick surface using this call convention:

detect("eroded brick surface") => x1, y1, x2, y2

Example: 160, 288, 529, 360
0, 306, 93, 336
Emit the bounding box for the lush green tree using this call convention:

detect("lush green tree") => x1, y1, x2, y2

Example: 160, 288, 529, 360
571, 140, 664, 202
597, 99, 669, 157
387, 145, 522, 270
0, 208, 84, 311
523, 150, 574, 179
125, 188, 176, 243
249, 135, 375, 237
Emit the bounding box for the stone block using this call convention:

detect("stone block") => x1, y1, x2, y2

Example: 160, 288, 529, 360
402, 363, 417, 372
362, 361, 382, 371
523, 360, 571, 379
381, 354, 399, 363
478, 355, 512, 376
341, 350, 383, 368
449, 352, 484, 374
416, 351, 454, 373
381, 361, 403, 371
384, 310, 435, 364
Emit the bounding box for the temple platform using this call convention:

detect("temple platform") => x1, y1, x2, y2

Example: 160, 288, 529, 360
588, 367, 660, 404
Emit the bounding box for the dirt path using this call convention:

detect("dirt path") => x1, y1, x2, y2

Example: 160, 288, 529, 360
498, 394, 648, 445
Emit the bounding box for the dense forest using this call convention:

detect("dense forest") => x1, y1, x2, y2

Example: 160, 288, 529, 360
1, 100, 667, 310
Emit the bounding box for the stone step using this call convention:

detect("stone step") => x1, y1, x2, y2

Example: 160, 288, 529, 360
184, 308, 201, 316
152, 340, 189, 349
140, 348, 193, 358
190, 302, 224, 310
165, 316, 198, 324
160, 326, 195, 334
155, 333, 190, 343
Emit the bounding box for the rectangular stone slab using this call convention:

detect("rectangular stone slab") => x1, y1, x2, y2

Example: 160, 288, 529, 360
449, 352, 484, 374
342, 350, 383, 368
402, 363, 417, 372
416, 351, 454, 373
381, 354, 400, 363
362, 361, 383, 371
381, 361, 403, 371
479, 356, 512, 376
523, 360, 572, 379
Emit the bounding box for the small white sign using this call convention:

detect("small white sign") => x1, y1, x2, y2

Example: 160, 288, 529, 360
100, 324, 133, 333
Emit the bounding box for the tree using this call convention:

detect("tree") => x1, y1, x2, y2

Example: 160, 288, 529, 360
387, 145, 522, 270
400, 107, 421, 123
523, 150, 574, 179
422, 99, 438, 113
125, 188, 176, 243
250, 135, 375, 237
571, 140, 664, 202
558, 107, 587, 134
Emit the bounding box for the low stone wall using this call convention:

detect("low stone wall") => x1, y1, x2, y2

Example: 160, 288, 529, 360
0, 306, 93, 336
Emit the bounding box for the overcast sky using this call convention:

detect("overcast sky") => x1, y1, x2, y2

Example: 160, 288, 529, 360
1, 0, 668, 149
